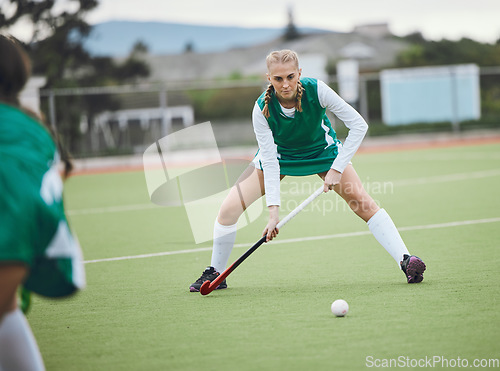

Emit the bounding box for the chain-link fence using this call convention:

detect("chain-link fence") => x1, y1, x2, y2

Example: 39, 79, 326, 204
38, 67, 500, 158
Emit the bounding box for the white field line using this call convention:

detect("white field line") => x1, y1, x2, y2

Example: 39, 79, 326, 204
362, 152, 500, 162
84, 216, 500, 264
68, 168, 500, 217
68, 203, 157, 216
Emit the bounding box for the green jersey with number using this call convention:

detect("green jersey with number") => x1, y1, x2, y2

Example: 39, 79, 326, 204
0, 103, 85, 297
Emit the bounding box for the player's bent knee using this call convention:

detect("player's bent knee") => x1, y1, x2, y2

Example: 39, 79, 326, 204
217, 201, 244, 225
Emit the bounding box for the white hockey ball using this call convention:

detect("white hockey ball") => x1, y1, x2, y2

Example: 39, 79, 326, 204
331, 299, 349, 317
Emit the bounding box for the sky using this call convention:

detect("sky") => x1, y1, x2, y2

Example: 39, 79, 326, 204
5, 0, 500, 44
83, 0, 500, 43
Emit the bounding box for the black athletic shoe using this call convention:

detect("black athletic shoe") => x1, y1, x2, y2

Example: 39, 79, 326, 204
401, 254, 426, 283
189, 266, 227, 292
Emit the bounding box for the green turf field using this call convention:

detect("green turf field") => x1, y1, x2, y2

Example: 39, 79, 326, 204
28, 143, 500, 370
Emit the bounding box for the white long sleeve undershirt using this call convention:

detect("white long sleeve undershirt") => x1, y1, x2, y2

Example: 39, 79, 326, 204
252, 80, 368, 207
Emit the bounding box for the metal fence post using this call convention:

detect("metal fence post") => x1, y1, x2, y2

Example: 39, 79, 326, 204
450, 68, 460, 133
359, 75, 369, 124
159, 84, 169, 137
48, 90, 57, 131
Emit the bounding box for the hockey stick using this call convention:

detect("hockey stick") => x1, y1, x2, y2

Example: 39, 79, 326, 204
200, 185, 325, 295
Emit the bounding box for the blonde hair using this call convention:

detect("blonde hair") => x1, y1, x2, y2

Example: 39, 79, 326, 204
262, 49, 304, 118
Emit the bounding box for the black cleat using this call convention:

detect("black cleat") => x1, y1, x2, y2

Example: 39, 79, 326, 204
401, 254, 426, 283
189, 266, 227, 292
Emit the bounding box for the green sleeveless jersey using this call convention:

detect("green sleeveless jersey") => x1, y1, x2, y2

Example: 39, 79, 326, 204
0, 103, 85, 297
256, 77, 340, 176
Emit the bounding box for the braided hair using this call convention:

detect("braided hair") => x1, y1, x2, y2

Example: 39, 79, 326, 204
261, 83, 274, 118
262, 49, 304, 118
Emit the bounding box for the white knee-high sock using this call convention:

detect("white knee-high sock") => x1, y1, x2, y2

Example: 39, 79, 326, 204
211, 220, 238, 273
0, 308, 45, 371
367, 208, 410, 266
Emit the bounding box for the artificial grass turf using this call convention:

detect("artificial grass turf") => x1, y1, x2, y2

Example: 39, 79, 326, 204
28, 143, 500, 370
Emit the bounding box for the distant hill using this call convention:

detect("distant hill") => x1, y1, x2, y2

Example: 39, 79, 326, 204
84, 20, 330, 57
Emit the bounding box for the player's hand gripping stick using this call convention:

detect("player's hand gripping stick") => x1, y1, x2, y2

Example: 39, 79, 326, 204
200, 185, 325, 295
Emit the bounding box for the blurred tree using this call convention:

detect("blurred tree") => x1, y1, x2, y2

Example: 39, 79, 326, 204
401, 31, 426, 44
0, 0, 97, 40
0, 0, 150, 86
396, 35, 500, 67
0, 0, 150, 155
130, 40, 149, 56
283, 5, 300, 41
184, 40, 194, 53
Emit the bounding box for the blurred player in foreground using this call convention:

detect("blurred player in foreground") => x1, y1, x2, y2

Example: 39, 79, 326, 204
190, 49, 426, 292
0, 34, 85, 370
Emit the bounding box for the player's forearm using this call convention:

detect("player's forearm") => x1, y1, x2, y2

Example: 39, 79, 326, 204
268, 205, 279, 220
